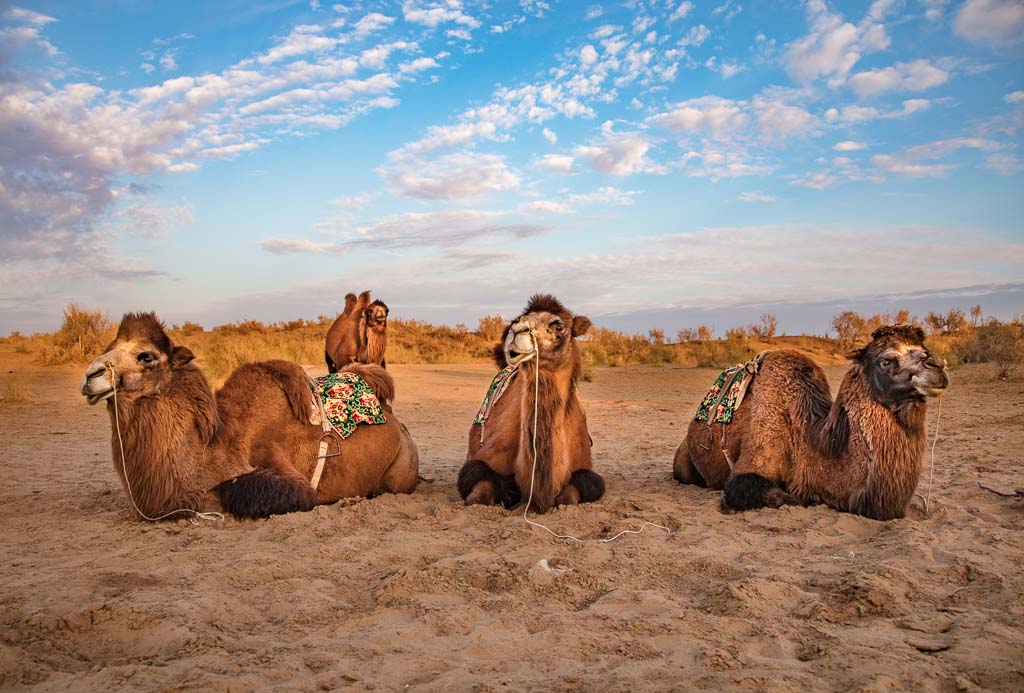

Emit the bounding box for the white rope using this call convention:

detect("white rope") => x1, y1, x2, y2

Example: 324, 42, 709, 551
107, 363, 223, 524
519, 332, 673, 543
915, 395, 942, 514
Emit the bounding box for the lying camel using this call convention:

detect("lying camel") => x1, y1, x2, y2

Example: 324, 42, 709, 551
458, 294, 604, 512
81, 312, 418, 520
673, 325, 948, 520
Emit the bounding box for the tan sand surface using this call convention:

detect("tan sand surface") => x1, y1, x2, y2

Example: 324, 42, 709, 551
1, 349, 1022, 691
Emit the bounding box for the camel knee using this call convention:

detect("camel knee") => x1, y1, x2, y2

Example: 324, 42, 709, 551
672, 444, 706, 487
458, 460, 521, 509
216, 468, 316, 519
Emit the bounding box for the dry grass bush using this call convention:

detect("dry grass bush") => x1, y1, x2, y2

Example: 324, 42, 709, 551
952, 321, 1024, 379
1, 373, 31, 404
35, 305, 113, 366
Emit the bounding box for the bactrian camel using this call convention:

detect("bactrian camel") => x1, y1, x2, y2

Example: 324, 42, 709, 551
673, 325, 948, 520
81, 313, 418, 520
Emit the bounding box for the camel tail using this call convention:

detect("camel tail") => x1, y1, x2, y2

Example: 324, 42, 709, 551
341, 363, 395, 405
216, 469, 316, 519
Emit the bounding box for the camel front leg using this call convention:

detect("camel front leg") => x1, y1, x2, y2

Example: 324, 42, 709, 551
458, 460, 522, 509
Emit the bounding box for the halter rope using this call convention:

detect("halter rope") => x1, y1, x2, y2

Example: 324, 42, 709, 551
107, 362, 223, 524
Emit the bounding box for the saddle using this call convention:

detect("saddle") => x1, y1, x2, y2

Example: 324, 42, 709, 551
306, 372, 387, 489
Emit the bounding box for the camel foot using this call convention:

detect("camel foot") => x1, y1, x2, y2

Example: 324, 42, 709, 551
458, 460, 521, 509
722, 473, 798, 513
216, 468, 316, 519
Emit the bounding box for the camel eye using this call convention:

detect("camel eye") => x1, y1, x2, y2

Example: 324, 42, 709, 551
137, 352, 156, 365
552, 322, 564, 334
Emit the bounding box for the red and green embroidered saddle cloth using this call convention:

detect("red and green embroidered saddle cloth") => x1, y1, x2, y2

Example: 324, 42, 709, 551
308, 372, 387, 439
694, 354, 764, 424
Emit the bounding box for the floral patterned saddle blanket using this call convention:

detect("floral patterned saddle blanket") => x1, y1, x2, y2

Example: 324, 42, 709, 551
694, 353, 766, 424
307, 372, 387, 439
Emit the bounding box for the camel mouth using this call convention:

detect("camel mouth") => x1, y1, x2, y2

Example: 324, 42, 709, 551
85, 388, 114, 405
913, 373, 948, 397
505, 348, 535, 367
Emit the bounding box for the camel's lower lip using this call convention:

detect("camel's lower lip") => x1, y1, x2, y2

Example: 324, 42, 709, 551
85, 390, 113, 405
916, 385, 947, 397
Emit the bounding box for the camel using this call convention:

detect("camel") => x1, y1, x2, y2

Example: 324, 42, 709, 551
324, 291, 389, 373
80, 312, 418, 520
458, 294, 604, 513
673, 325, 949, 520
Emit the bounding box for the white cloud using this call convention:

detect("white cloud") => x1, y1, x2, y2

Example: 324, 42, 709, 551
669, 1, 695, 22
648, 96, 749, 136
585, 6, 604, 21
403, 2, 480, 29
753, 96, 814, 140
538, 154, 575, 173
834, 140, 867, 151
792, 172, 838, 189
678, 24, 710, 47
873, 154, 953, 176
954, 0, 1024, 46
4, 6, 56, 25
542, 127, 557, 143
573, 125, 658, 175
985, 153, 1024, 175
382, 151, 520, 200
785, 2, 892, 86
848, 59, 949, 97
738, 191, 777, 202
1005, 90, 1024, 104
259, 238, 348, 255
352, 12, 396, 37
580, 44, 599, 65
522, 200, 574, 214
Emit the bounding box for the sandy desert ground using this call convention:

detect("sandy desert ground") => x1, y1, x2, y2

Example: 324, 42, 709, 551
1, 347, 1022, 691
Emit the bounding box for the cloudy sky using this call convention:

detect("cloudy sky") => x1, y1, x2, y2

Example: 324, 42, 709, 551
1, 0, 1022, 335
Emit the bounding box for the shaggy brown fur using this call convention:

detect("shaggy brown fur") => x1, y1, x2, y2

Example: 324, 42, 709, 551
673, 325, 948, 520
459, 294, 603, 512
325, 292, 389, 372
82, 313, 419, 520
357, 299, 389, 368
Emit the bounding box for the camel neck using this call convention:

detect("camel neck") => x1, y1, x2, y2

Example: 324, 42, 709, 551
836, 368, 928, 520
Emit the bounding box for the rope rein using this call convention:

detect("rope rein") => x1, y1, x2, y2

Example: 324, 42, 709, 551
106, 363, 223, 524
915, 395, 942, 514
519, 332, 673, 543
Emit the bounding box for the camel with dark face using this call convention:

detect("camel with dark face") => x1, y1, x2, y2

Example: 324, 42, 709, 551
81, 313, 418, 520
673, 325, 948, 520
458, 294, 604, 513
325, 291, 389, 372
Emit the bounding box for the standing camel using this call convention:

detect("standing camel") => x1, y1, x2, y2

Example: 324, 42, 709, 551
673, 325, 948, 520
458, 294, 604, 512
325, 291, 389, 372
81, 312, 418, 520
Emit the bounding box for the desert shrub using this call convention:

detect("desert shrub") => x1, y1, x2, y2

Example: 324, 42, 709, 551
748, 313, 777, 342
476, 315, 506, 343
1, 374, 30, 404
955, 321, 1024, 378
36, 304, 112, 365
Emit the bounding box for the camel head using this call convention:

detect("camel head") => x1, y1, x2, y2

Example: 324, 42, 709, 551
500, 294, 591, 372
851, 325, 949, 406
80, 312, 195, 405
365, 299, 389, 329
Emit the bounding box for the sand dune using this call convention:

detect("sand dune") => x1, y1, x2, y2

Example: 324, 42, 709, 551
1, 352, 1022, 691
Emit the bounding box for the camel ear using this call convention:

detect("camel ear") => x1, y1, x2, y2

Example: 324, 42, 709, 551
572, 316, 592, 338
170, 345, 195, 368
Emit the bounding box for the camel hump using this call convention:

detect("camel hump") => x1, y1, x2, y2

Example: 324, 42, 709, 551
341, 293, 358, 317
234, 360, 313, 424
340, 363, 395, 405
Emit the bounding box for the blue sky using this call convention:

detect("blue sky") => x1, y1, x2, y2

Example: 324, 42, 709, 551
1, 0, 1022, 336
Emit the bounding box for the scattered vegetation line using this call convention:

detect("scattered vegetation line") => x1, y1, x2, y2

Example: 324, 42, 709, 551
2, 305, 1021, 384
